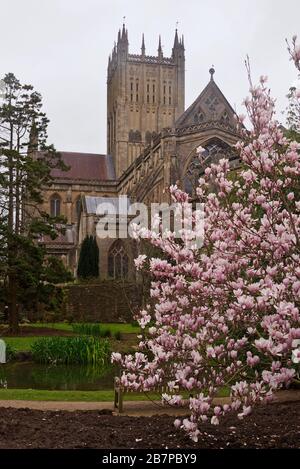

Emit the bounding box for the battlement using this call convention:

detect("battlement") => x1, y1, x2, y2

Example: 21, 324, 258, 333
107, 24, 185, 177
128, 54, 175, 65
107, 25, 184, 79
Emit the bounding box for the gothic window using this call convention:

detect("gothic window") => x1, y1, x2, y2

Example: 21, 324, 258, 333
183, 140, 233, 196
145, 131, 152, 145
169, 96, 171, 105
50, 194, 61, 217
129, 130, 135, 142
108, 240, 129, 279
135, 130, 141, 142
129, 130, 141, 143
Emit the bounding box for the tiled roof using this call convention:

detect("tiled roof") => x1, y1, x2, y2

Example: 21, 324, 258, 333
50, 152, 115, 181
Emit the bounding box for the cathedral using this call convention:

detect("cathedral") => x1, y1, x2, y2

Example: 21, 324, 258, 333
39, 25, 241, 279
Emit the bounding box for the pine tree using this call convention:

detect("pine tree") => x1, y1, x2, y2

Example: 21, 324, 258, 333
0, 73, 70, 332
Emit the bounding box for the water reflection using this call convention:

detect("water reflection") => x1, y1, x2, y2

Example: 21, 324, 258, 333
0, 362, 116, 391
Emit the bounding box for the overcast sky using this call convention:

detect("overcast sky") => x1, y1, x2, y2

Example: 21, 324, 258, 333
1, 0, 299, 154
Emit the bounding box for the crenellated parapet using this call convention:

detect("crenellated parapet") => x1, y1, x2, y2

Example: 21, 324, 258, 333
107, 24, 185, 177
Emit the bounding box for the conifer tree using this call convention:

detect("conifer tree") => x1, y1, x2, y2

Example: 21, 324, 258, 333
77, 235, 99, 278
0, 73, 70, 332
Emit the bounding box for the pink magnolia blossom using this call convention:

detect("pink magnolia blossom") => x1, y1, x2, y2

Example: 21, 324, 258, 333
112, 39, 300, 441
134, 254, 147, 270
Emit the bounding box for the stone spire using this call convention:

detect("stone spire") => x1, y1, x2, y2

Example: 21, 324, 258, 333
158, 35, 163, 58
121, 23, 128, 42
172, 28, 184, 61
173, 28, 179, 48
117, 22, 128, 59
141, 33, 145, 56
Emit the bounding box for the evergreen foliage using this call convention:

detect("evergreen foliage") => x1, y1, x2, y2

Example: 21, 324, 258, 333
77, 236, 99, 278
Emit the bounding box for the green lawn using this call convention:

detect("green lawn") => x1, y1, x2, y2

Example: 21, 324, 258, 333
0, 389, 160, 401
30, 322, 140, 334
30, 322, 73, 332
0, 388, 230, 401
3, 322, 140, 352
5, 336, 41, 351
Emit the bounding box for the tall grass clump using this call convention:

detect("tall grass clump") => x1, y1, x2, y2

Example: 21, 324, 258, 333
31, 336, 110, 365
72, 323, 111, 338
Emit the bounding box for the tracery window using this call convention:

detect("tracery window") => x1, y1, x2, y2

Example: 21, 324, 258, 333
145, 131, 152, 145
129, 130, 142, 143
184, 139, 233, 196
108, 240, 129, 279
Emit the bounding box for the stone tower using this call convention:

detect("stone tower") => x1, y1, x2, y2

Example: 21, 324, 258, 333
107, 25, 185, 177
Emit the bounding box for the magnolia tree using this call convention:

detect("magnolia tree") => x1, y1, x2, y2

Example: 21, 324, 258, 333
112, 40, 300, 442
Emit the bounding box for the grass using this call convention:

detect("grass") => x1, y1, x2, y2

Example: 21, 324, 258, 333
30, 322, 140, 334
0, 388, 230, 401
1, 323, 140, 352
29, 322, 74, 332
4, 337, 41, 351
0, 389, 160, 401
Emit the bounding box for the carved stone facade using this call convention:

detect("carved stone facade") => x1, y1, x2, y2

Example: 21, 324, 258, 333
39, 26, 241, 279
107, 26, 185, 177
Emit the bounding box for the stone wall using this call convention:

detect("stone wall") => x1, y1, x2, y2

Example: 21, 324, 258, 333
64, 281, 143, 323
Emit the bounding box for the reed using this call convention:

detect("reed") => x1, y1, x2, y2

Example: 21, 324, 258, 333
31, 336, 110, 365
72, 323, 111, 338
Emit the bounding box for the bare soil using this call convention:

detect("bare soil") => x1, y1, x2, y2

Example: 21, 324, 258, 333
0, 401, 299, 449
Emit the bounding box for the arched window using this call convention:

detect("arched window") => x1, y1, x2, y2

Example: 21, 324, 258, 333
50, 194, 61, 217
108, 240, 129, 279
145, 131, 152, 145
184, 139, 234, 196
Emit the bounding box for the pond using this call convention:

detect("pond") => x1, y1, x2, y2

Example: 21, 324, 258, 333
0, 362, 117, 391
